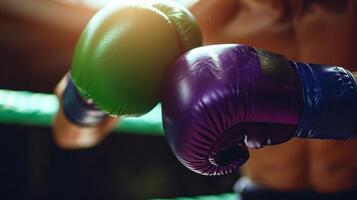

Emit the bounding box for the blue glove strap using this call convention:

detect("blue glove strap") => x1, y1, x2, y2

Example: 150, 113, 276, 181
62, 75, 107, 126
291, 62, 357, 139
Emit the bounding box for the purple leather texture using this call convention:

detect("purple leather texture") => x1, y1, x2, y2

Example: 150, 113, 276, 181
162, 44, 301, 175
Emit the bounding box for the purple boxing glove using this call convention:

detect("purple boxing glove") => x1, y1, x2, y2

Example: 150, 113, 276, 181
162, 44, 357, 176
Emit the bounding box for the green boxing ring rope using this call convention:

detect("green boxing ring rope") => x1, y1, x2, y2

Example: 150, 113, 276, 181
151, 193, 238, 200
0, 89, 164, 136
0, 89, 238, 200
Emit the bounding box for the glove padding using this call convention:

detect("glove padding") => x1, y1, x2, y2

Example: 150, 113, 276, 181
162, 44, 357, 176
63, 0, 202, 126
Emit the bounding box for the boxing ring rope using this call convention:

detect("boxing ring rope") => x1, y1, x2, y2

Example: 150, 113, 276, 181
0, 89, 237, 200
0, 89, 164, 135
150, 193, 238, 200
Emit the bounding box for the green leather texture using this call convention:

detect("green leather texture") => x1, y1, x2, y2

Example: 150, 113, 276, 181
71, 1, 201, 117
150, 0, 202, 51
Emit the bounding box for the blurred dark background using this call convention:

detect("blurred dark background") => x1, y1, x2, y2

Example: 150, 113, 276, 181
0, 0, 238, 199
0, 125, 237, 200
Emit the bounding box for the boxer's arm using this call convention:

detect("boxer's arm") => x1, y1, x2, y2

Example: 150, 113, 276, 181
52, 76, 118, 149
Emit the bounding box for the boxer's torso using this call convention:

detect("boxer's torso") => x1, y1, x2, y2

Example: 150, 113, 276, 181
191, 0, 357, 192
243, 139, 357, 193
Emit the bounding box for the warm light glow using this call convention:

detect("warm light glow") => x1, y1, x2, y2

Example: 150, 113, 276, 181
56, 0, 198, 9
81, 0, 114, 8
55, 0, 114, 8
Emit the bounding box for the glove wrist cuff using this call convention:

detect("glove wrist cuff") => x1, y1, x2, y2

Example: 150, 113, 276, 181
62, 74, 107, 126
290, 61, 357, 139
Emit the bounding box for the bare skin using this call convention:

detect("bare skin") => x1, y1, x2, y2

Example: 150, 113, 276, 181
191, 0, 357, 193
53, 76, 119, 149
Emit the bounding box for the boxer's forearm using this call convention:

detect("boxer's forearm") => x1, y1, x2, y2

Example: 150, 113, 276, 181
52, 76, 118, 149
53, 105, 118, 149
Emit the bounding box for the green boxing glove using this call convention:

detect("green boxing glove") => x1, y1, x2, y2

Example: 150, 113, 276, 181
63, 0, 202, 126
